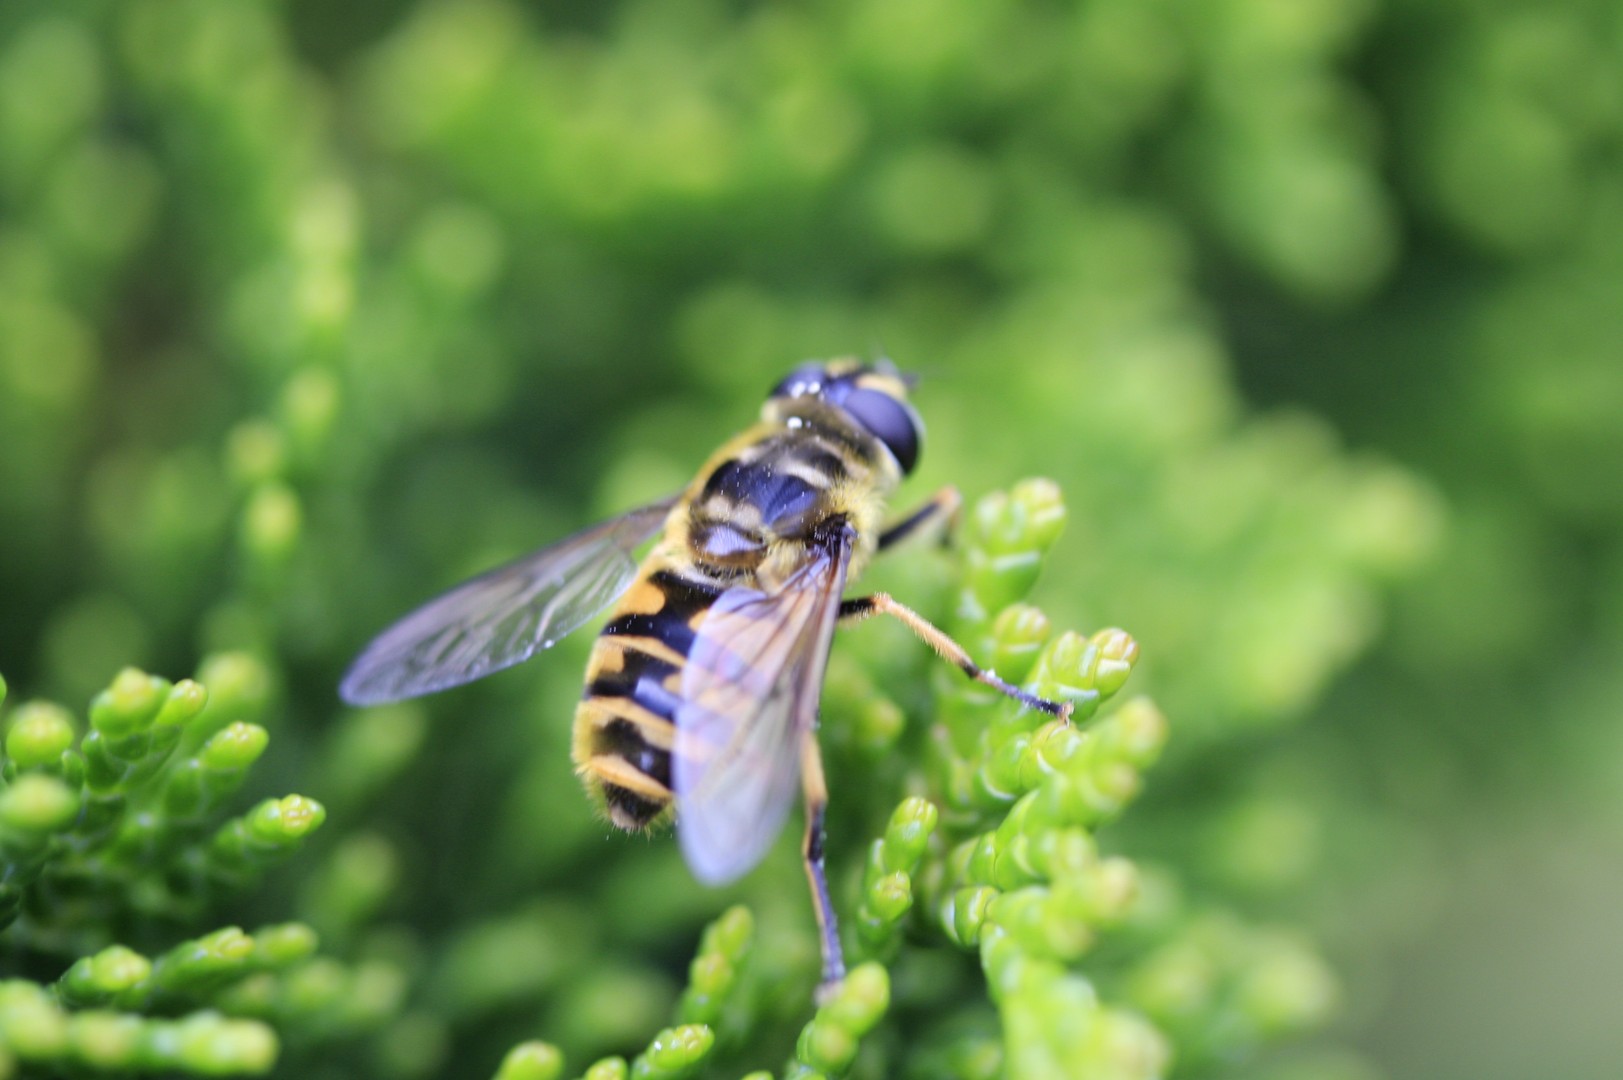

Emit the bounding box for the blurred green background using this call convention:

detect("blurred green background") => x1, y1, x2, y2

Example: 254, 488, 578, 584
1, 0, 1620, 1077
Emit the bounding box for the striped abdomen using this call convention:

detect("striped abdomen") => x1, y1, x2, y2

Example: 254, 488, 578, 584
572, 565, 723, 830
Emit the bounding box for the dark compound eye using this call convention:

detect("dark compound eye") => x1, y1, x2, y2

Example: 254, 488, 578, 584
840, 387, 921, 475
770, 363, 828, 400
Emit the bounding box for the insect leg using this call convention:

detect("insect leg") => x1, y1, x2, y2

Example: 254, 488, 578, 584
839, 593, 1073, 721
801, 729, 846, 1003
877, 486, 961, 552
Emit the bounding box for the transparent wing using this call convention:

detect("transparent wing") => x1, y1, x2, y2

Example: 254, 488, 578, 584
340, 498, 677, 706
674, 528, 854, 884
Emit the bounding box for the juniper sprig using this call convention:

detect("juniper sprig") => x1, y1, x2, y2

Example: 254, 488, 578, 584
0, 659, 358, 1074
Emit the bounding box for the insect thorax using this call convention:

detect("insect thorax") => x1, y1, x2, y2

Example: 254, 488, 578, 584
683, 417, 892, 581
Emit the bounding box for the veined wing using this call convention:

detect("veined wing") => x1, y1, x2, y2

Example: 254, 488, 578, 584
340, 498, 677, 706
674, 525, 854, 884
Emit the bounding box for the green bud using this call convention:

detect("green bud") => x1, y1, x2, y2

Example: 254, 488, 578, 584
1026, 827, 1098, 883
1008, 702, 1167, 830
1088, 1010, 1171, 1079
57, 945, 152, 1009
977, 733, 1030, 806
281, 958, 346, 1017
962, 833, 1000, 888
251, 923, 319, 969
1076, 856, 1139, 922
796, 1022, 856, 1076
0, 980, 69, 1058
0, 774, 80, 834
976, 923, 1038, 1002
162, 723, 272, 823
69, 1010, 143, 1069
1052, 769, 1134, 830
102, 808, 164, 865
161, 1012, 278, 1073
151, 927, 255, 996
302, 833, 398, 937
1008, 479, 1066, 549
241, 482, 301, 565
161, 762, 208, 818
682, 953, 729, 1010
1236, 941, 1338, 1036
214, 973, 276, 1018
347, 958, 410, 1028
967, 481, 1064, 557
992, 886, 1095, 962
881, 797, 937, 871
1025, 626, 1142, 721
830, 960, 891, 1029
792, 964, 888, 1077
206, 795, 325, 883
1017, 721, 1075, 786
226, 420, 287, 487
959, 481, 1067, 619
986, 605, 1051, 686
193, 653, 272, 733
5, 702, 76, 768
199, 722, 269, 771
1104, 698, 1170, 770
706, 905, 753, 958
57, 749, 87, 790
942, 886, 996, 947
153, 680, 209, 729
678, 906, 752, 1026
870, 871, 911, 921
931, 742, 979, 816
630, 1025, 712, 1079
1089, 629, 1139, 697
89, 668, 168, 738
247, 795, 326, 845
583, 1057, 628, 1080
81, 732, 126, 791
494, 1041, 564, 1080
113, 680, 208, 786
1127, 940, 1216, 1020
849, 694, 904, 756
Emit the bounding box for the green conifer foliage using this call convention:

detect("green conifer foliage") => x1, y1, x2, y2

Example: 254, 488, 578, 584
5, 1, 1615, 1078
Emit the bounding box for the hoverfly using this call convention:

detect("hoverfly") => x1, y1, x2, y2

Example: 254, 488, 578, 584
340, 360, 1071, 998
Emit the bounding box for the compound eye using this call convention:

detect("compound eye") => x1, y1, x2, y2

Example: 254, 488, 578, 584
770, 363, 828, 400
841, 388, 921, 475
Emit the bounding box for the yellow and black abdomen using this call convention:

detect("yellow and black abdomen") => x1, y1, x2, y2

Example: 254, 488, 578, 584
572, 563, 724, 830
